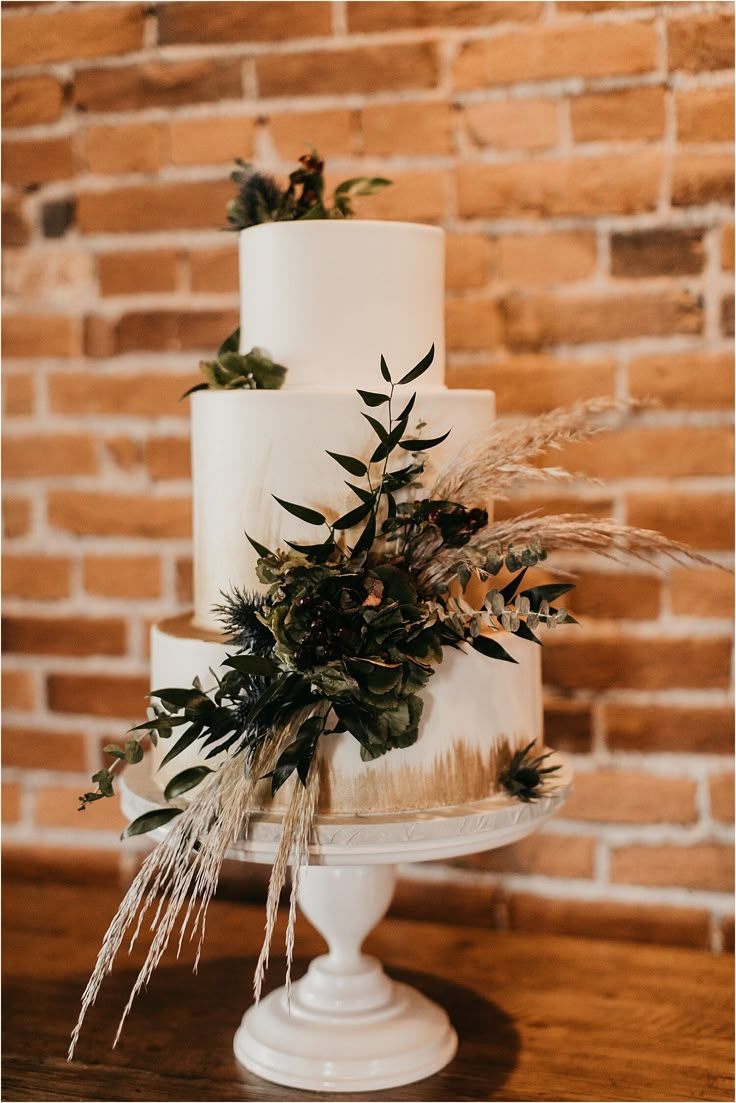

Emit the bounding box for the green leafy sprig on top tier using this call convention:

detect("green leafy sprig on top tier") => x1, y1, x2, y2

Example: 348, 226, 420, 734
226, 150, 392, 230
80, 345, 575, 824
181, 327, 287, 399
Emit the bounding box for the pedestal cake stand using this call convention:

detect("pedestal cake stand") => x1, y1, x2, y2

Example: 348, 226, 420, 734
121, 751, 572, 1093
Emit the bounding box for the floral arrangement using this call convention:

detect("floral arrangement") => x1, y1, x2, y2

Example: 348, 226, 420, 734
226, 150, 391, 230
69, 345, 716, 1060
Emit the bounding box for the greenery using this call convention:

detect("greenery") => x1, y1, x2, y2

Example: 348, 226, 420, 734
499, 741, 562, 802
226, 150, 391, 230
79, 347, 572, 828
181, 328, 287, 398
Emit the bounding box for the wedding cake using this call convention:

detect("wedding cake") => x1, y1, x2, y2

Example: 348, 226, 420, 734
150, 219, 543, 813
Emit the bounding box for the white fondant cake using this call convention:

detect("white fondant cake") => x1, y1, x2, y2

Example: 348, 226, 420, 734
150, 220, 543, 814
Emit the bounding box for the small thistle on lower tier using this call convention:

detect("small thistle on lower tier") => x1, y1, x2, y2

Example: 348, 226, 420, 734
499, 741, 562, 802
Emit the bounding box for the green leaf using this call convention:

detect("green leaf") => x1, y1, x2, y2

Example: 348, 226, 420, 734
352, 511, 376, 556
103, 743, 126, 759
179, 382, 209, 401
150, 686, 207, 710
472, 636, 519, 663
159, 723, 203, 769
264, 715, 322, 794
345, 481, 375, 504
124, 739, 144, 764
521, 582, 575, 611
218, 327, 240, 356
273, 496, 326, 526
327, 451, 368, 477
164, 766, 213, 801
513, 620, 542, 646
398, 343, 435, 386
246, 531, 274, 559
398, 391, 417, 422
356, 390, 389, 408
332, 499, 374, 530
91, 768, 115, 797
399, 428, 451, 451
122, 807, 182, 839
222, 654, 278, 676
371, 416, 408, 464
501, 567, 528, 604
380, 355, 392, 383
284, 537, 336, 561
334, 176, 392, 198
362, 412, 389, 444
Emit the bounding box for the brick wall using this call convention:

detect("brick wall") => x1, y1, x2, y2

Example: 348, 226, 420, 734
2, 0, 733, 951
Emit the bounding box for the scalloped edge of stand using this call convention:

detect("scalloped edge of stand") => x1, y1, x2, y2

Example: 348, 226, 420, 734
121, 750, 572, 865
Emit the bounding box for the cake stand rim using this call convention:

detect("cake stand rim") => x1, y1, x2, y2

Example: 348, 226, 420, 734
120, 749, 572, 866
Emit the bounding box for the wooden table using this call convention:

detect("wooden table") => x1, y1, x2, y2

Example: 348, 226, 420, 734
2, 876, 733, 1102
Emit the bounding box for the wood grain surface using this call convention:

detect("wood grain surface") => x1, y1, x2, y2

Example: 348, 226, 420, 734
2, 876, 733, 1102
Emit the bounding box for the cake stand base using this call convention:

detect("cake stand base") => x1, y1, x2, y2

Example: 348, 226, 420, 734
234, 864, 456, 1092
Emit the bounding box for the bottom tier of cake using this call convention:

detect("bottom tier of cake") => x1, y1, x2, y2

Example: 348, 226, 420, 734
149, 615, 543, 815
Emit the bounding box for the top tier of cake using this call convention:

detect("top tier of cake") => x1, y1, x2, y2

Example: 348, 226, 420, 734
238, 220, 445, 390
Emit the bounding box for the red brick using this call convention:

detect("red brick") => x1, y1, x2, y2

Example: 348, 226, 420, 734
448, 356, 616, 414
35, 785, 126, 832
507, 894, 710, 949
269, 110, 354, 159
495, 492, 614, 522
159, 1, 331, 43
2, 4, 144, 67
115, 310, 238, 353
98, 250, 180, 297
455, 832, 594, 878
551, 425, 732, 479
169, 115, 255, 167
3, 198, 30, 246
350, 170, 445, 223
2, 314, 83, 358
611, 844, 733, 893
493, 231, 596, 284
2, 727, 87, 772
2, 496, 31, 538
722, 224, 734, 271
2, 375, 34, 416
606, 704, 735, 755
78, 180, 233, 234
543, 697, 592, 753
2, 137, 74, 186
571, 86, 666, 142
721, 294, 733, 338
543, 636, 731, 691
85, 123, 164, 176
2, 434, 97, 478
3, 250, 94, 302
175, 557, 193, 603
626, 492, 733, 551
564, 770, 697, 824
83, 556, 161, 599
2, 75, 64, 127
2, 555, 71, 600
446, 298, 502, 350
2, 615, 126, 657
464, 99, 559, 151
457, 153, 662, 218
672, 154, 734, 207
629, 350, 733, 410
48, 372, 193, 418
445, 234, 491, 290
144, 437, 191, 481
710, 773, 734, 824
676, 87, 735, 144
668, 12, 735, 73
611, 228, 705, 278
721, 915, 734, 953
349, 1, 543, 30
257, 43, 438, 98
83, 316, 116, 359
74, 59, 242, 113
502, 290, 702, 348
569, 572, 661, 621
454, 21, 658, 88
2, 783, 21, 824
47, 672, 149, 720
48, 491, 191, 538
189, 247, 239, 294
2, 669, 36, 712
105, 437, 143, 472
669, 566, 733, 620
362, 102, 451, 155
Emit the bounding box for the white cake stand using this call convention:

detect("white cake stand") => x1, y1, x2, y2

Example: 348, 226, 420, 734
121, 751, 572, 1094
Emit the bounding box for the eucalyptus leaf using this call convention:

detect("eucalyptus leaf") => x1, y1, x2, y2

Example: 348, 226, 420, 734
122, 807, 182, 839
273, 496, 326, 526
371, 417, 409, 464
362, 412, 389, 444
352, 511, 377, 556
246, 532, 274, 559
398, 391, 417, 422
164, 766, 213, 801
326, 451, 368, 477
380, 355, 392, 383
399, 428, 451, 451
332, 500, 374, 530
398, 343, 435, 385
345, 481, 375, 504
357, 390, 389, 408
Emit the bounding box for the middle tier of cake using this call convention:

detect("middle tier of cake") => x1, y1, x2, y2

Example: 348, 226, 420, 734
150, 614, 543, 815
